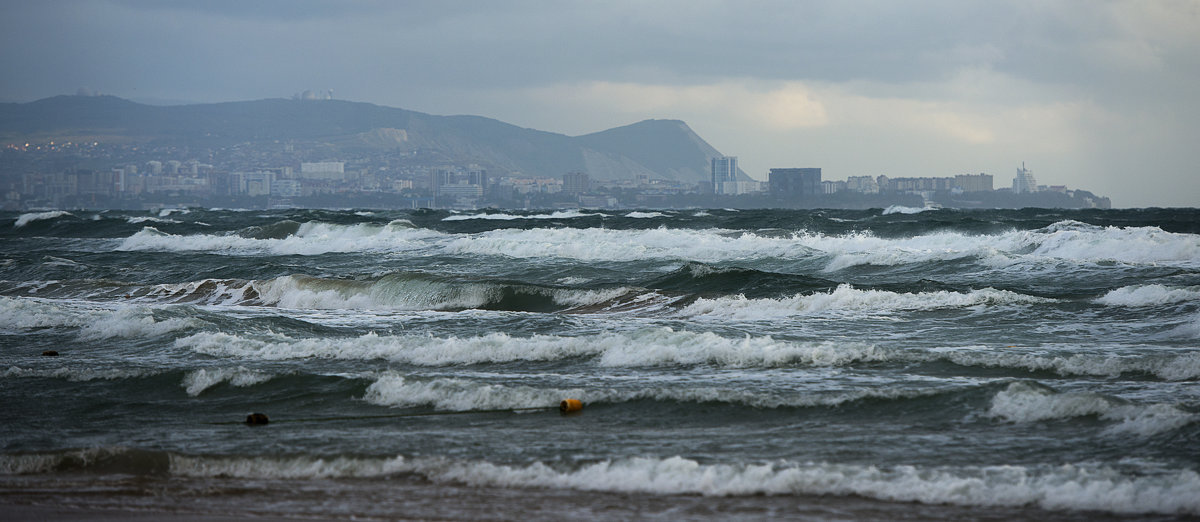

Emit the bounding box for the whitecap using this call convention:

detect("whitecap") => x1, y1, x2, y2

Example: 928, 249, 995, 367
14, 210, 72, 227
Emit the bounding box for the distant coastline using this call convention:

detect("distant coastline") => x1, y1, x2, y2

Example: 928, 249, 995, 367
1, 95, 1112, 211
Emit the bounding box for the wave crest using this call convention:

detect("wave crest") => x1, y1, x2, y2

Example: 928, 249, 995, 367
9, 450, 1192, 515
988, 381, 1196, 436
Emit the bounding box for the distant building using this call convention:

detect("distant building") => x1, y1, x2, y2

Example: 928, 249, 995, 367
822, 180, 847, 194
769, 168, 822, 197
720, 180, 766, 195
846, 176, 879, 194
233, 171, 274, 196
563, 171, 590, 195
955, 173, 993, 193
467, 167, 488, 195
271, 179, 302, 198
300, 162, 345, 181
1013, 162, 1038, 194
711, 156, 738, 194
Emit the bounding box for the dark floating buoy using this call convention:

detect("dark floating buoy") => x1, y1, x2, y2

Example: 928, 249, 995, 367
559, 398, 583, 414
41, 350, 59, 357
245, 413, 270, 425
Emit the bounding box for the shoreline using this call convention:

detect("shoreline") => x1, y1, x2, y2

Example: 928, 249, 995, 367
0, 477, 1138, 522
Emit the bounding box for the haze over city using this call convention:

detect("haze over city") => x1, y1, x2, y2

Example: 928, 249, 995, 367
2, 0, 1198, 207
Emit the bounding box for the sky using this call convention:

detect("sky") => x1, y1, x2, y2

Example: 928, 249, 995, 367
2, 0, 1198, 207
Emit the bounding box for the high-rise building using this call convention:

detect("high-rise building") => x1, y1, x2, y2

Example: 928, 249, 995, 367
769, 168, 822, 197
563, 172, 590, 195
711, 156, 738, 194
467, 168, 488, 195
1013, 162, 1038, 194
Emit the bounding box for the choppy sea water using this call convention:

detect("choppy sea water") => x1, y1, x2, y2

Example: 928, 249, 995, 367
1, 206, 1198, 520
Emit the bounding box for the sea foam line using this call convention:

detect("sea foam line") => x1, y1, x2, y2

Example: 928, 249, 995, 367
173, 327, 1200, 380
988, 381, 1197, 437
164, 454, 1200, 515
1094, 284, 1200, 307
174, 327, 886, 368
678, 284, 1052, 320
109, 219, 1200, 270
0, 297, 194, 339
359, 372, 953, 411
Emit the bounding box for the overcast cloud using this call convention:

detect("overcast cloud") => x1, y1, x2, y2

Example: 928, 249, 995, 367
2, 0, 1197, 206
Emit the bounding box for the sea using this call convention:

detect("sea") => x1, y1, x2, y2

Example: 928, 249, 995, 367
1, 206, 1198, 521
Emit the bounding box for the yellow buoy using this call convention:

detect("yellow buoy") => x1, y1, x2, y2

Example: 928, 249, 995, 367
559, 398, 583, 414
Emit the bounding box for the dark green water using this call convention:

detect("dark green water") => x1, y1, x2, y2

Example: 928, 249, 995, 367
1, 207, 1198, 520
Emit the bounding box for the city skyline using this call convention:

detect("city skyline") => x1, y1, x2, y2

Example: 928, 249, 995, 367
2, 1, 1198, 207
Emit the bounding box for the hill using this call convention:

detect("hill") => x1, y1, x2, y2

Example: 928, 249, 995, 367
0, 95, 736, 183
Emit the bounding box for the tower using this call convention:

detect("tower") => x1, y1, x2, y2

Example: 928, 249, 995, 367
711, 156, 737, 194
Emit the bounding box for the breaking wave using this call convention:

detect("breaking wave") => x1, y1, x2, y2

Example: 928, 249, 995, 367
180, 366, 274, 397
14, 210, 72, 228
0, 297, 194, 339
359, 373, 952, 411
117, 219, 441, 256
988, 381, 1196, 436
1094, 284, 1200, 307
6, 450, 1198, 515
679, 284, 1050, 320
175, 327, 1200, 380
176, 327, 883, 369
882, 205, 932, 215
107, 219, 1200, 272
442, 210, 600, 221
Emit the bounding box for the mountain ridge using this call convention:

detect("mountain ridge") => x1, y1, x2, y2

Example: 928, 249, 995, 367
0, 95, 740, 183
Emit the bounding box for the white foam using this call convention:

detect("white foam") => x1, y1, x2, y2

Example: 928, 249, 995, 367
176, 327, 885, 370
3, 365, 160, 381
882, 205, 931, 215
77, 306, 194, 340
941, 349, 1200, 381
108, 219, 1200, 270
248, 274, 629, 311
359, 372, 943, 411
181, 367, 273, 396
442, 210, 599, 221
0, 297, 193, 339
624, 211, 667, 218
14, 210, 72, 227
144, 279, 259, 305
988, 381, 1195, 436
363, 374, 569, 411
1096, 285, 1200, 307
160, 454, 1200, 515
117, 220, 443, 256
126, 216, 181, 224
680, 284, 1050, 320
1023, 221, 1200, 266
443, 227, 814, 263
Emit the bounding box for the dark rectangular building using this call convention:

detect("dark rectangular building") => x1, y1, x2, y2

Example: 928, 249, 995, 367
769, 168, 822, 197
